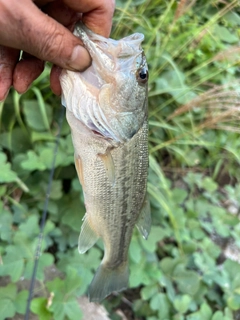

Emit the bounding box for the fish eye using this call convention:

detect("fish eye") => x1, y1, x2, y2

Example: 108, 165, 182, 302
137, 67, 148, 85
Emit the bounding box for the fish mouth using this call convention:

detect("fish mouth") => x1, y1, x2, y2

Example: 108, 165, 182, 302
74, 22, 145, 81
61, 23, 147, 143
73, 22, 146, 105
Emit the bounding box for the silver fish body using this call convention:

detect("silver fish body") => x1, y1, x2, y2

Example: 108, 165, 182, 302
60, 23, 150, 302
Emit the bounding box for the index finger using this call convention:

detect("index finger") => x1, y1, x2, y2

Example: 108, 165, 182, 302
63, 0, 115, 37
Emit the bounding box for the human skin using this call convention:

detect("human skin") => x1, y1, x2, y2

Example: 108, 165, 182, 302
0, 0, 115, 100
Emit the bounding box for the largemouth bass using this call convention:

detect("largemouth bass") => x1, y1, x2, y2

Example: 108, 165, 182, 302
60, 23, 150, 302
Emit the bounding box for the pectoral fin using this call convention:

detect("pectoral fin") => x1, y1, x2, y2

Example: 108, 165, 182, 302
75, 155, 85, 189
78, 215, 99, 254
98, 148, 115, 186
136, 195, 151, 240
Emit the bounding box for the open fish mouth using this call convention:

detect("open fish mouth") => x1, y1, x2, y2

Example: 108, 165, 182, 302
74, 22, 145, 77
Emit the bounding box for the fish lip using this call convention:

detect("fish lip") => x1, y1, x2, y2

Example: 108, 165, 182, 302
75, 22, 145, 53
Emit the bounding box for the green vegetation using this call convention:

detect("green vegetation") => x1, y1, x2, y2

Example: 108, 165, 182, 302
0, 0, 240, 319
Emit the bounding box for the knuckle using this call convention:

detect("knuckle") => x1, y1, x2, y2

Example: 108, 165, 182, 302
101, 0, 115, 16
37, 24, 66, 63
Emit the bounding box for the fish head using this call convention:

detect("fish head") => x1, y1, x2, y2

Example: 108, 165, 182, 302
60, 23, 148, 143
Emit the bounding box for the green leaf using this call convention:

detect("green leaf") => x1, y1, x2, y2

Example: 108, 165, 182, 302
50, 301, 65, 320
201, 177, 218, 193
173, 265, 200, 295
173, 295, 192, 313
63, 299, 83, 320
0, 152, 18, 182
200, 302, 212, 319
0, 246, 25, 282
24, 253, 54, 281
129, 237, 143, 263
0, 185, 7, 196
39, 146, 57, 169
47, 267, 83, 300
61, 197, 85, 232
141, 284, 159, 300
46, 277, 63, 293
150, 293, 170, 319
0, 298, 15, 320
224, 260, 240, 281
15, 290, 28, 314
172, 188, 188, 204
160, 257, 180, 276
49, 180, 63, 200
130, 261, 147, 288
160, 275, 176, 302
49, 284, 82, 320
18, 214, 39, 236
186, 312, 201, 320
212, 311, 224, 320
22, 99, 52, 131
0, 128, 31, 153
0, 283, 17, 320
0, 210, 13, 242
31, 297, 52, 320
21, 150, 46, 171
0, 283, 17, 299
139, 226, 166, 253
213, 25, 238, 44
224, 11, 240, 26
65, 267, 83, 294
227, 294, 240, 311
155, 70, 197, 104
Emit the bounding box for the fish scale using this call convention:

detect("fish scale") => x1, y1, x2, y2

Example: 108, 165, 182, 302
60, 23, 151, 302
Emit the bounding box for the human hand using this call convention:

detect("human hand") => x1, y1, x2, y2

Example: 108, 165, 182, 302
0, 0, 115, 100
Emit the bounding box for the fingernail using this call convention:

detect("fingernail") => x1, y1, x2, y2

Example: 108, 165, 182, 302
69, 45, 91, 71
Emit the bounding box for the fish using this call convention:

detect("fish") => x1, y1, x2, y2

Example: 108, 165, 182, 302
60, 22, 150, 303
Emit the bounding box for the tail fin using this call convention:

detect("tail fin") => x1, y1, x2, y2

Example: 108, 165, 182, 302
89, 262, 129, 303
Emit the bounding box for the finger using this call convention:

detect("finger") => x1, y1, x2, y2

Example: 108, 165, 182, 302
13, 1, 78, 95
63, 0, 115, 37
0, 46, 19, 101
13, 53, 45, 94
50, 65, 62, 96
0, 0, 91, 71
43, 0, 78, 28
44, 1, 78, 96
34, 0, 55, 5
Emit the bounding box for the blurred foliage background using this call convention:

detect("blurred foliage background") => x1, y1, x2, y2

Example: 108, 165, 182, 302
0, 0, 240, 319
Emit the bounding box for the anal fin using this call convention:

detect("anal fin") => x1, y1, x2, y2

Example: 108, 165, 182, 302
136, 195, 151, 240
78, 215, 99, 254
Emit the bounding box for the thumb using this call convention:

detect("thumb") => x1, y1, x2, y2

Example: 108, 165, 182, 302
0, 0, 91, 71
